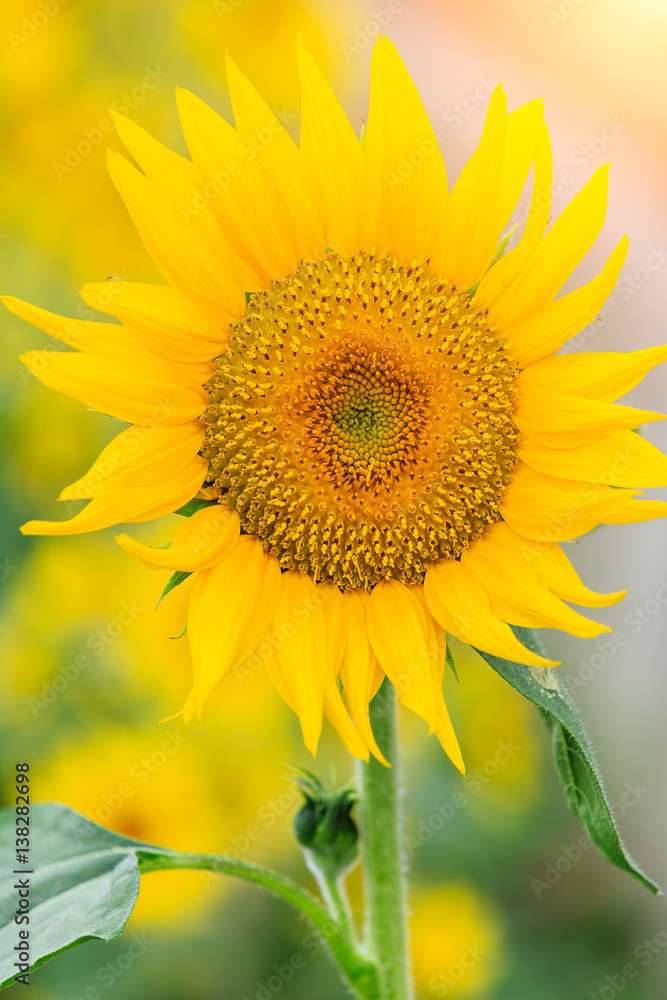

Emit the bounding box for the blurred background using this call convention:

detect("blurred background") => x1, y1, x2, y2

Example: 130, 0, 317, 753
1, 0, 666, 997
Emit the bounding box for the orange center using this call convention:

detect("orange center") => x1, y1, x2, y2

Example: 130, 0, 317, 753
201, 252, 519, 589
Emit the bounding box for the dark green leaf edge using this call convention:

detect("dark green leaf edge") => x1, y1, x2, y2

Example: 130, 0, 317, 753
473, 626, 660, 895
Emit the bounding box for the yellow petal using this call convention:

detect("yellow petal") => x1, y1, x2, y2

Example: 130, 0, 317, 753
2, 296, 150, 357
486, 522, 625, 608
21, 457, 207, 535
433, 696, 465, 775
297, 40, 363, 256
263, 569, 328, 755
475, 119, 552, 310
339, 590, 388, 765
111, 110, 222, 235
499, 462, 637, 541
502, 237, 628, 365
366, 579, 438, 731
358, 37, 387, 254
359, 37, 448, 264
107, 149, 245, 315
433, 85, 507, 289
514, 392, 664, 449
463, 528, 611, 638
485, 164, 611, 330
181, 689, 197, 725
602, 499, 667, 524
225, 51, 319, 260
21, 350, 207, 426
188, 536, 281, 715
496, 99, 544, 231
318, 583, 369, 762
80, 282, 229, 363
176, 88, 300, 281
517, 430, 667, 488
59, 422, 204, 501
116, 505, 240, 572
424, 558, 558, 666
110, 111, 239, 274
410, 585, 465, 772
517, 344, 667, 403
112, 106, 262, 294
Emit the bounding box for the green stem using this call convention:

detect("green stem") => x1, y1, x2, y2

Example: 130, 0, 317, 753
356, 680, 414, 1000
304, 853, 358, 944
137, 849, 380, 1000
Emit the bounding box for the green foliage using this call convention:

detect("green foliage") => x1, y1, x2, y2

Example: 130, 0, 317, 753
474, 627, 660, 894
0, 804, 142, 990
0, 805, 380, 998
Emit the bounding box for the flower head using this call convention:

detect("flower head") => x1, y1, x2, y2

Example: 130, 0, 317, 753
8, 37, 667, 770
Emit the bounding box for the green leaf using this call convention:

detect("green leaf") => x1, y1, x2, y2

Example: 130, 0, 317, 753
156, 569, 191, 607
0, 804, 141, 990
474, 627, 660, 894
174, 497, 217, 517
0, 805, 380, 999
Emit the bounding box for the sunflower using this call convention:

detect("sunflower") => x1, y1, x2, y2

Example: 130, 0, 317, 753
7, 38, 667, 772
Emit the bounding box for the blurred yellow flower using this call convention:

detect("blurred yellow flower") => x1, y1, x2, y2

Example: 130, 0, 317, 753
0, 534, 193, 712
411, 883, 502, 998
36, 728, 229, 924
35, 702, 302, 925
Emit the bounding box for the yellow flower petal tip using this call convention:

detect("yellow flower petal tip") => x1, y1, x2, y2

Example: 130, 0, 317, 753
159, 707, 184, 725
21, 520, 53, 535
12, 39, 667, 762
181, 690, 197, 726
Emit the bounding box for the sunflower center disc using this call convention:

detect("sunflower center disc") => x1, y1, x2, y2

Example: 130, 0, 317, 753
201, 252, 519, 590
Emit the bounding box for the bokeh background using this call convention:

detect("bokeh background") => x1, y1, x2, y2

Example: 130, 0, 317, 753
2, 0, 667, 997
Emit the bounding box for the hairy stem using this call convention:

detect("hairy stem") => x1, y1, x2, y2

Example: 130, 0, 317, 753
138, 849, 380, 999
356, 680, 413, 1000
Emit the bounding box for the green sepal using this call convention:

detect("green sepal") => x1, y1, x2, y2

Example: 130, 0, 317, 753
473, 627, 660, 894
156, 570, 191, 607
157, 497, 216, 604
468, 223, 519, 295
445, 645, 459, 681
489, 223, 518, 267
174, 498, 217, 518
